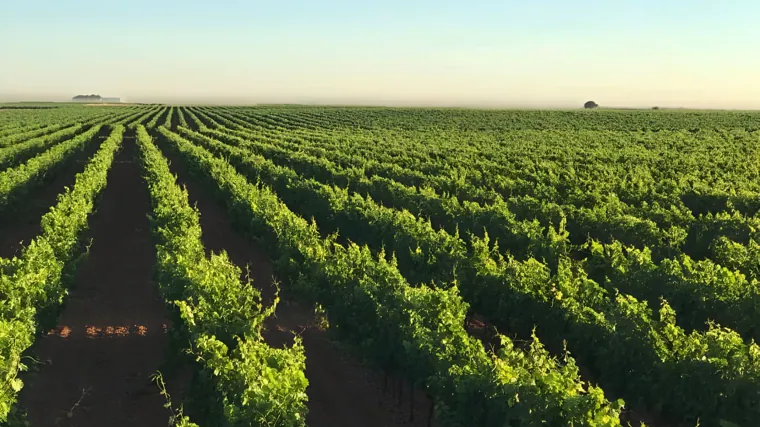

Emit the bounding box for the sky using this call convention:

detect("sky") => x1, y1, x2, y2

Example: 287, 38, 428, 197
1, 0, 759, 108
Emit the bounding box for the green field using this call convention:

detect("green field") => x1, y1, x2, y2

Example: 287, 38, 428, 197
2, 104, 760, 427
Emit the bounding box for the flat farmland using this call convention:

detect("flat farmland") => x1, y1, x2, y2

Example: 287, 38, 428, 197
2, 104, 760, 427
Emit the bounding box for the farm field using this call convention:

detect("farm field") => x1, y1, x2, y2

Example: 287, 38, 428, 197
2, 104, 760, 427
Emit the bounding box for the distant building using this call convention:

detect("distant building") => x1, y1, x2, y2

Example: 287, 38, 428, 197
71, 94, 120, 103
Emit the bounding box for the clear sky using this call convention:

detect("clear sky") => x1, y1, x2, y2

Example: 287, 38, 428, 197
1, 0, 759, 108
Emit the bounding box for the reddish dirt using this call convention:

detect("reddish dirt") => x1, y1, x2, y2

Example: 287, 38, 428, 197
18, 131, 177, 427
0, 126, 108, 260
464, 313, 503, 353
159, 142, 435, 427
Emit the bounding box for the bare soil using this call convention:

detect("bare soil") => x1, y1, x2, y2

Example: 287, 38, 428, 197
18, 131, 176, 427
159, 142, 434, 427
0, 126, 108, 260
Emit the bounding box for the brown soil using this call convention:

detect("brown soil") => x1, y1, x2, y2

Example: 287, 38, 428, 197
0, 126, 108, 260
18, 131, 176, 427
464, 313, 502, 354
159, 141, 434, 427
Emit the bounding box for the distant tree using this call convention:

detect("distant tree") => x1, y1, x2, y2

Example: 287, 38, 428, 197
652, 106, 660, 110
72, 94, 103, 102
584, 101, 599, 109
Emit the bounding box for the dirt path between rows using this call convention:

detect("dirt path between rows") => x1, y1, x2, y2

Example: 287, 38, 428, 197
180, 107, 201, 130
154, 108, 169, 127
19, 130, 175, 427
0, 126, 107, 260
170, 108, 179, 131
159, 139, 433, 427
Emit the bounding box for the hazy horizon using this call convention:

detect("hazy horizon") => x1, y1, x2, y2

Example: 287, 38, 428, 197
3, 0, 759, 109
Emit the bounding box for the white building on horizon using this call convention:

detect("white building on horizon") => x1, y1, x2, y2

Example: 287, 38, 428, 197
71, 95, 121, 103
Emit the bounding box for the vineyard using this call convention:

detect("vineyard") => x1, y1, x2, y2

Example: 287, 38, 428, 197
1, 104, 760, 427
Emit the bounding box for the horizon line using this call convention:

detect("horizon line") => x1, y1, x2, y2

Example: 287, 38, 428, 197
2, 97, 759, 111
